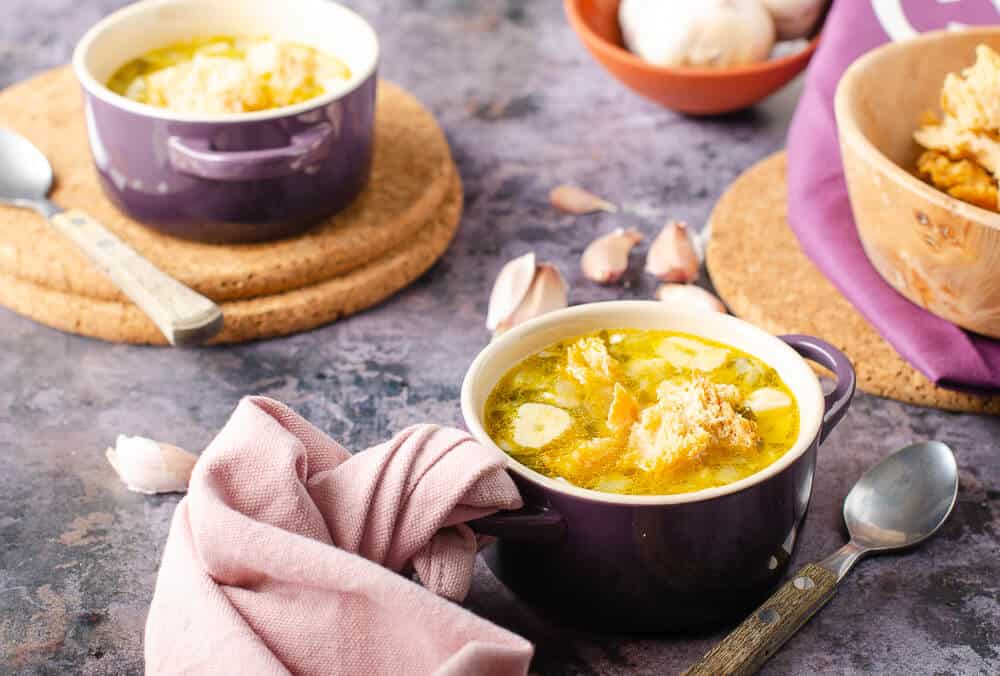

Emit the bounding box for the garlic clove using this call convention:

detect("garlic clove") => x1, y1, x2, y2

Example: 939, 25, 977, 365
496, 263, 569, 334
645, 220, 700, 283
105, 434, 198, 495
655, 284, 727, 313
760, 0, 826, 41
486, 252, 537, 331
549, 184, 617, 215
581, 227, 644, 284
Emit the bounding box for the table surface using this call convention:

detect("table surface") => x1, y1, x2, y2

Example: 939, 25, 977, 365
1, 2, 997, 674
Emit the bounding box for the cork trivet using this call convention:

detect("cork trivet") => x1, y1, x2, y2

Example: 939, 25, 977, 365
0, 66, 454, 302
706, 152, 1000, 414
0, 173, 462, 345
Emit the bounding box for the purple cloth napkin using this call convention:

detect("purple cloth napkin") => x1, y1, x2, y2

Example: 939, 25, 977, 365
786, 0, 1000, 392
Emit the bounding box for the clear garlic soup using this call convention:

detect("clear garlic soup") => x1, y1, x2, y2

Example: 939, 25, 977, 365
107, 36, 351, 114
484, 329, 800, 496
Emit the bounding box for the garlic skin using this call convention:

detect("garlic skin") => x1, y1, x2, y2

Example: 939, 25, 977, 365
581, 228, 643, 284
105, 435, 198, 495
490, 257, 569, 335
619, 0, 776, 68
655, 284, 727, 313
760, 0, 825, 41
645, 221, 700, 283
549, 184, 617, 214
486, 252, 537, 331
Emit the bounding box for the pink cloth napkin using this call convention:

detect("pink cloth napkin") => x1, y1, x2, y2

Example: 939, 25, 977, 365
787, 0, 1000, 392
145, 396, 533, 675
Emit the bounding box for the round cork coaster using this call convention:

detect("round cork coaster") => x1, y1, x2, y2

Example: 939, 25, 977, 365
0, 67, 455, 302
0, 172, 461, 345
706, 152, 1000, 414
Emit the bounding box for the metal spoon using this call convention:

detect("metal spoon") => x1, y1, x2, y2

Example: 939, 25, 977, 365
0, 128, 222, 346
685, 441, 958, 676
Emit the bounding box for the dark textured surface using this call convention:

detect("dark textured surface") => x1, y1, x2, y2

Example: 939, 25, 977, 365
0, 2, 997, 674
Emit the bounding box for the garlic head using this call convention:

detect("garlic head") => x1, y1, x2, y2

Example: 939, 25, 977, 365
619, 0, 776, 68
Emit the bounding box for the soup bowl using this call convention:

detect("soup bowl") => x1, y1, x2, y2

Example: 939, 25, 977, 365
462, 301, 855, 632
836, 28, 1000, 338
72, 0, 378, 242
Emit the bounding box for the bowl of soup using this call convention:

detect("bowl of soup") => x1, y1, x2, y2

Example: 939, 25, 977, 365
72, 0, 378, 242
461, 301, 855, 631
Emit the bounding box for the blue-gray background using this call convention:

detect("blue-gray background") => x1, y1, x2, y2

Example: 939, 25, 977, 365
0, 1, 997, 674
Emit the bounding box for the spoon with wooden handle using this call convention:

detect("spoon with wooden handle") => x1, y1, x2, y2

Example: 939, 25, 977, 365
0, 128, 222, 346
684, 440, 958, 676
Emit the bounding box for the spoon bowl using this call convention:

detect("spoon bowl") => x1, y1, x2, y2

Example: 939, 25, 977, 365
0, 128, 54, 206
686, 440, 958, 676
844, 441, 958, 552
0, 127, 223, 345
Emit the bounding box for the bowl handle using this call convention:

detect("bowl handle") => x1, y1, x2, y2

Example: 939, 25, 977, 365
780, 335, 856, 443
167, 123, 334, 181
468, 505, 566, 544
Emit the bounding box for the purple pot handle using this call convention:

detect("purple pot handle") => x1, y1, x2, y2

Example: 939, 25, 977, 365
468, 505, 566, 544
167, 123, 334, 181
780, 334, 856, 443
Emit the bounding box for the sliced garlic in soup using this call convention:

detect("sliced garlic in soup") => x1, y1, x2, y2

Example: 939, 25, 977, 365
593, 473, 632, 494
732, 357, 764, 386
540, 378, 581, 409
746, 387, 793, 414
657, 336, 729, 372
513, 403, 572, 449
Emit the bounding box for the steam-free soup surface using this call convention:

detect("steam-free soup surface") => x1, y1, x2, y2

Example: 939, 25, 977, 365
484, 329, 799, 496
107, 36, 351, 114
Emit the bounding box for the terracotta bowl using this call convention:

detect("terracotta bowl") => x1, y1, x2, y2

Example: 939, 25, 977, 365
564, 0, 820, 115
835, 28, 1000, 339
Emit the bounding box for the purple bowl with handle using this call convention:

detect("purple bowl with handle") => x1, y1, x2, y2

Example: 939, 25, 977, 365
461, 301, 856, 632
71, 0, 378, 243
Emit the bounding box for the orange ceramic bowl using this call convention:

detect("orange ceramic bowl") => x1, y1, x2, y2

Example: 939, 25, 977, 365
565, 0, 820, 115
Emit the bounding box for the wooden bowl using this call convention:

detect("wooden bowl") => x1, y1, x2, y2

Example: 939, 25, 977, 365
564, 0, 820, 115
835, 28, 1000, 339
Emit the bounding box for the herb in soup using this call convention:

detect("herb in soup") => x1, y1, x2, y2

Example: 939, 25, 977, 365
107, 36, 351, 114
484, 329, 800, 496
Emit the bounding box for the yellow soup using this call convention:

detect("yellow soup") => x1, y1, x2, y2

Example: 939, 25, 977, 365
107, 36, 352, 114
484, 329, 800, 496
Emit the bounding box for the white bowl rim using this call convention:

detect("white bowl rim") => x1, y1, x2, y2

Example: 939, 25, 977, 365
71, 0, 379, 124
460, 301, 827, 507
834, 26, 1000, 232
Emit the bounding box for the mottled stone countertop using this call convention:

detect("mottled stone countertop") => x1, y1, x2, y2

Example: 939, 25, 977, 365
0, 1, 997, 674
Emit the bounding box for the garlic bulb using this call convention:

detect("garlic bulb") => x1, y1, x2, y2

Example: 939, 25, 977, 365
655, 284, 727, 313
645, 221, 700, 283
619, 0, 776, 68
487, 254, 569, 335
581, 228, 644, 284
745, 387, 793, 413
549, 184, 617, 214
105, 435, 198, 495
760, 0, 825, 41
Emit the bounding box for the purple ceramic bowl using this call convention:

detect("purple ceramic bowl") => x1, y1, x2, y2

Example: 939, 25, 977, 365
71, 0, 378, 243
461, 301, 856, 632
